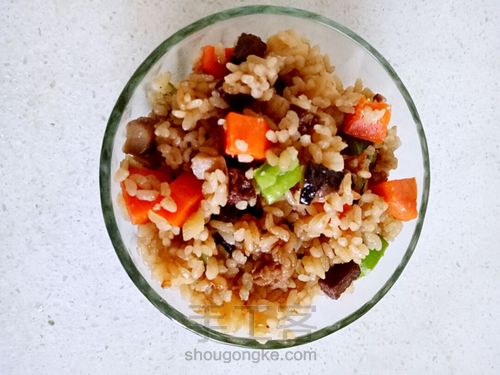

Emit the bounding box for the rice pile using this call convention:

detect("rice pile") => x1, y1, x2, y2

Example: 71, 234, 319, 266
116, 30, 402, 337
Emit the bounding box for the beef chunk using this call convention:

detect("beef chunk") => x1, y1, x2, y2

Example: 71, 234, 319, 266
131, 149, 164, 169
298, 112, 319, 135
319, 261, 361, 300
213, 200, 264, 222
211, 161, 262, 222
224, 156, 242, 169
299, 163, 344, 205
290, 105, 319, 135
227, 167, 256, 205
230, 33, 267, 65
122, 117, 157, 156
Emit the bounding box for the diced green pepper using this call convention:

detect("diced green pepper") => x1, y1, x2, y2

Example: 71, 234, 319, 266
254, 163, 281, 190
254, 160, 303, 204
360, 236, 389, 276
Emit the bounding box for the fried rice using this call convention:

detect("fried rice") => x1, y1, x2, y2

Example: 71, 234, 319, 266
114, 30, 416, 337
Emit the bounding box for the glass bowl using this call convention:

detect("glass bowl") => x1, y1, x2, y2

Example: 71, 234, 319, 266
99, 5, 430, 348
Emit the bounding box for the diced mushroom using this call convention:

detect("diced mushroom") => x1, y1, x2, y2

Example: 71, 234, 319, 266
213, 200, 264, 222
227, 167, 256, 205
191, 153, 227, 180
123, 117, 157, 156
319, 261, 361, 299
299, 163, 344, 205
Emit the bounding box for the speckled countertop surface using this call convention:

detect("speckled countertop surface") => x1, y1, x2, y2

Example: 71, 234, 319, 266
1, 1, 499, 374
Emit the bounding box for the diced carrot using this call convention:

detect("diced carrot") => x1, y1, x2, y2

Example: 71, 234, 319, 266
200, 45, 232, 79
121, 184, 157, 225
343, 97, 391, 143
152, 171, 203, 227
371, 178, 418, 221
224, 112, 269, 160
121, 167, 169, 225
121, 169, 202, 226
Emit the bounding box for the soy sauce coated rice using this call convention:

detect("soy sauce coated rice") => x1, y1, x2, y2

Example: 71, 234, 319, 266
115, 30, 403, 336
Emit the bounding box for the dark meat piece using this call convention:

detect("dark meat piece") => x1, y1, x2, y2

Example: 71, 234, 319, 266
215, 80, 253, 112
222, 92, 254, 112
213, 200, 264, 222
299, 163, 344, 205
230, 33, 267, 65
249, 253, 294, 289
123, 117, 156, 156
211, 161, 262, 221
298, 112, 319, 135
290, 105, 319, 135
373, 93, 386, 102
224, 156, 243, 169
131, 149, 164, 169
213, 232, 235, 254
227, 167, 256, 205
319, 261, 361, 300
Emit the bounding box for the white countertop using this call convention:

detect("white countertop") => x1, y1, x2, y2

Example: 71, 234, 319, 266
1, 1, 499, 374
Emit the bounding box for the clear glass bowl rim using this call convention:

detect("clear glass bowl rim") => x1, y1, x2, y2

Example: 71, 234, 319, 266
99, 5, 430, 349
